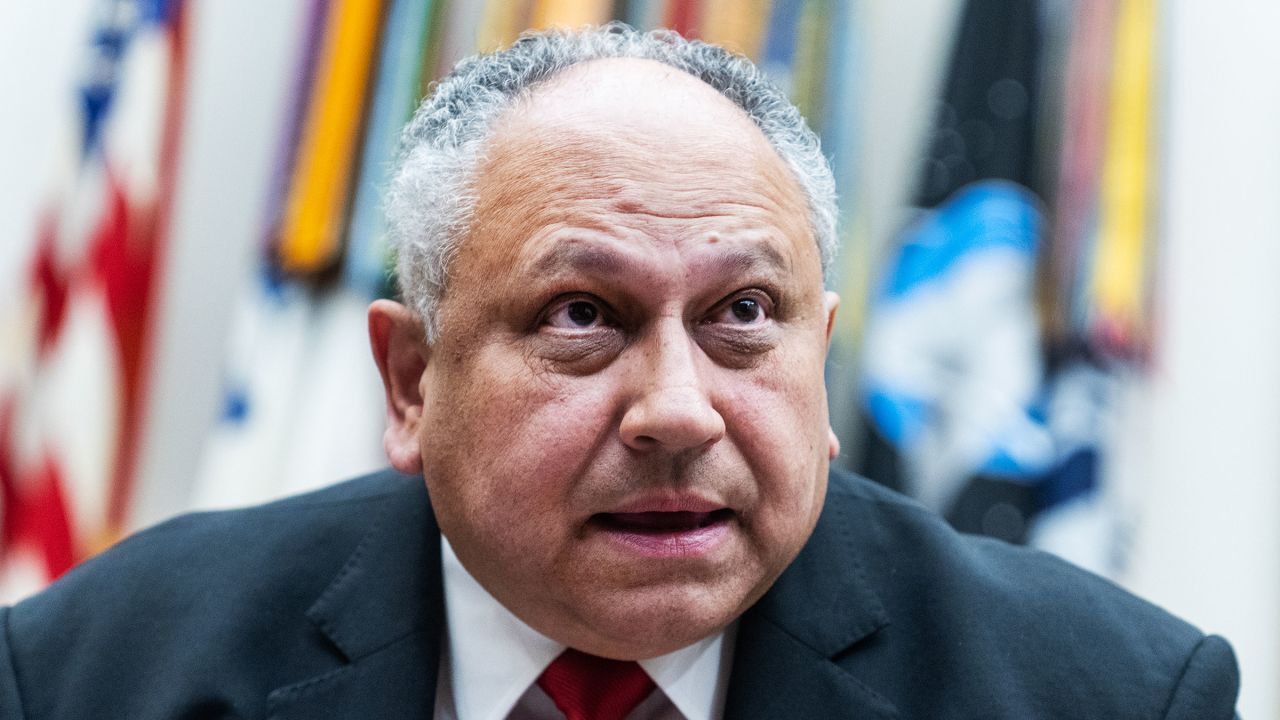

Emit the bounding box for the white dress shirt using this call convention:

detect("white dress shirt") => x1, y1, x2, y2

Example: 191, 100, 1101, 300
434, 538, 735, 720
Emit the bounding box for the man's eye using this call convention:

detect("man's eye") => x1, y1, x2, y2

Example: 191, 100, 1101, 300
713, 294, 770, 326
730, 298, 761, 323
544, 299, 606, 329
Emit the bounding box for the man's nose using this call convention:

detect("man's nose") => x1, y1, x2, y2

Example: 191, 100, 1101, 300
618, 327, 726, 453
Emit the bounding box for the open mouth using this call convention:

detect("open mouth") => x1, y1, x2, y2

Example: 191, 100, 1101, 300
591, 509, 734, 534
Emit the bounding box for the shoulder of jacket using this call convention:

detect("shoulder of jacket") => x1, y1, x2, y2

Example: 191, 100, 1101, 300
822, 467, 1225, 717
1, 469, 430, 718
7, 469, 424, 643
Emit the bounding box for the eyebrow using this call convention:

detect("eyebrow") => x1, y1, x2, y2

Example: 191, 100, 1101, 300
527, 236, 791, 279
530, 240, 632, 276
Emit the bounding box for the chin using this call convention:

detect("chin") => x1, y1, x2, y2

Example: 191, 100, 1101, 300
555, 577, 762, 661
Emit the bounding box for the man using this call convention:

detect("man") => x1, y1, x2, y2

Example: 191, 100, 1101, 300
0, 25, 1238, 720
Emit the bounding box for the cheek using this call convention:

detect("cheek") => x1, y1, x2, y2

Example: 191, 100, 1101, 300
718, 346, 830, 534
723, 380, 826, 487
420, 350, 618, 517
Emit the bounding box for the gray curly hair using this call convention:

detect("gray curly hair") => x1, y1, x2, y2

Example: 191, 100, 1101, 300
384, 23, 837, 341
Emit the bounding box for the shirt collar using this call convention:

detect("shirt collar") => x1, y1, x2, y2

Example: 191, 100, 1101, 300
441, 537, 733, 720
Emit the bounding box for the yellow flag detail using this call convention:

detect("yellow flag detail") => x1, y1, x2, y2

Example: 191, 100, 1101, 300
528, 0, 611, 31
1091, 0, 1155, 345
278, 0, 384, 274
700, 0, 773, 59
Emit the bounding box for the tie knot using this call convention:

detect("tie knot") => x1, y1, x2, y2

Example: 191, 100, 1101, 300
537, 648, 657, 720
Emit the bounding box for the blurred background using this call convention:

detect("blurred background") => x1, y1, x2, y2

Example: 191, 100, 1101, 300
1, 0, 1276, 715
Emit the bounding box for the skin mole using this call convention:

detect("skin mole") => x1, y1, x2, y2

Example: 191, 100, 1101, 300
613, 198, 646, 214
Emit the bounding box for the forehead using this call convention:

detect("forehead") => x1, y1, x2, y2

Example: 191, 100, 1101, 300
457, 58, 817, 286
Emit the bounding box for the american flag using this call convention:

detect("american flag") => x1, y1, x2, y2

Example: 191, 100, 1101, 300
0, 0, 186, 601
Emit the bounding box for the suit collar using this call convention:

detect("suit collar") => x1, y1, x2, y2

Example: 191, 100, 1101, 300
268, 473, 442, 720
725, 479, 899, 719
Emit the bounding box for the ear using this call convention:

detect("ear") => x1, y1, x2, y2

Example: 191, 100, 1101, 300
822, 291, 841, 461
368, 299, 430, 475
822, 291, 840, 347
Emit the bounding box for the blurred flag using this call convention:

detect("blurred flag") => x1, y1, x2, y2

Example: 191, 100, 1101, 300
861, 182, 1051, 518
1025, 0, 1156, 573
345, 0, 435, 294
1045, 0, 1115, 346
859, 0, 1152, 577
859, 0, 1053, 539
530, 0, 612, 31
758, 0, 804, 95
0, 0, 187, 600
620, 0, 666, 31
433, 0, 489, 79
664, 0, 702, 37
477, 0, 528, 52
699, 0, 770, 58
260, 0, 330, 269
192, 0, 393, 509
1085, 0, 1157, 359
789, 0, 830, 126
275, 0, 385, 276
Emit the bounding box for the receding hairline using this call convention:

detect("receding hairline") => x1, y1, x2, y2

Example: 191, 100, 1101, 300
484, 56, 782, 158
463, 62, 816, 282
384, 25, 839, 341
513, 56, 755, 117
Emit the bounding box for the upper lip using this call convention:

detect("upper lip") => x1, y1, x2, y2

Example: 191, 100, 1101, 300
603, 494, 729, 514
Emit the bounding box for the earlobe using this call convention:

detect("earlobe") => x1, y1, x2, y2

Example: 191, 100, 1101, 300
368, 299, 430, 475
828, 427, 841, 461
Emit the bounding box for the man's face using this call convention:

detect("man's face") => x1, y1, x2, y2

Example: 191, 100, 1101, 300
373, 59, 839, 660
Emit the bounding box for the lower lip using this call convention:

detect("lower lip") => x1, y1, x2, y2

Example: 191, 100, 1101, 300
592, 517, 733, 558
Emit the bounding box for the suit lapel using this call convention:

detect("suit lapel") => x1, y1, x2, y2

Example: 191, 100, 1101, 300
725, 484, 899, 719
268, 477, 444, 720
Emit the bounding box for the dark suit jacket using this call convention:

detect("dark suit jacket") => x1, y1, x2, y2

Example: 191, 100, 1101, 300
0, 469, 1238, 719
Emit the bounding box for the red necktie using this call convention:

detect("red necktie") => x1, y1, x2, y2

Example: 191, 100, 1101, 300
537, 648, 657, 720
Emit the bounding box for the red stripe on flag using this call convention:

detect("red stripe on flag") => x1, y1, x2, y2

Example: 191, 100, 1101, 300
666, 0, 701, 38
27, 456, 76, 579
0, 399, 76, 579
103, 2, 190, 533
0, 399, 20, 549
94, 173, 153, 537
30, 216, 73, 358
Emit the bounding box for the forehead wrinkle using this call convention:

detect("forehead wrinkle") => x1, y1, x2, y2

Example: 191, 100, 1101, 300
477, 137, 809, 290
479, 131, 802, 236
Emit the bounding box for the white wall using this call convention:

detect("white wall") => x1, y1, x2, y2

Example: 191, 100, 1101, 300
858, 0, 961, 258
1124, 1, 1280, 717
129, 0, 307, 527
